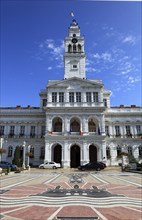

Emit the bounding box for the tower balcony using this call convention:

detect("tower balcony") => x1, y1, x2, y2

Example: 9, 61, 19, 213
46, 102, 104, 108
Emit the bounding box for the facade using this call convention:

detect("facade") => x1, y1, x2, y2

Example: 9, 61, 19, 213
0, 19, 142, 168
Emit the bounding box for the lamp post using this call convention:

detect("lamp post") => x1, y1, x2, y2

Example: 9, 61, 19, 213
0, 138, 4, 163
27, 145, 31, 168
0, 138, 7, 163
22, 141, 26, 169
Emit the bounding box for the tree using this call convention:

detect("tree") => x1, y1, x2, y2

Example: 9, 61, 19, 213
12, 146, 22, 167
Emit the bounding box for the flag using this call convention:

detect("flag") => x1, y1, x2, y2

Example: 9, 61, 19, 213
98, 127, 101, 135
70, 12, 74, 17
69, 127, 72, 134
80, 130, 83, 135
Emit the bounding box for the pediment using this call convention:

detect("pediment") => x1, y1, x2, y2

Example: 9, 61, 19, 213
47, 77, 103, 89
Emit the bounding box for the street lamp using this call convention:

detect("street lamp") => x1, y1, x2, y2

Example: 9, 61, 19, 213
22, 141, 26, 169
27, 145, 31, 169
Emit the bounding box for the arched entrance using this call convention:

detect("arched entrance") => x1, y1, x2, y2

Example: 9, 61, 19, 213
89, 145, 97, 162
70, 145, 80, 168
53, 144, 62, 164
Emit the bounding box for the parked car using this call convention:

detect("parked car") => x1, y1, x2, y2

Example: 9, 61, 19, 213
98, 162, 106, 168
78, 162, 105, 171
39, 161, 61, 169
0, 161, 17, 170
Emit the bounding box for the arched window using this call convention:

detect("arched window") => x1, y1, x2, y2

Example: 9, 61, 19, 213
106, 147, 111, 159
40, 146, 45, 159
88, 120, 96, 132
139, 146, 142, 158
73, 44, 76, 53
8, 146, 13, 157
78, 44, 81, 52
117, 146, 122, 157
70, 119, 80, 132
128, 146, 132, 156
68, 44, 72, 53
53, 117, 62, 132
30, 146, 34, 158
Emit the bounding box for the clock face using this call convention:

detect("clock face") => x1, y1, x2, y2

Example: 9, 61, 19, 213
72, 38, 78, 44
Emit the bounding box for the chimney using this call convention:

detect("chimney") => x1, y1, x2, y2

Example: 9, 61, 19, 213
16, 105, 21, 109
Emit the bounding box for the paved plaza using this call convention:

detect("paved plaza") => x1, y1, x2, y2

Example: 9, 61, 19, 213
0, 167, 142, 220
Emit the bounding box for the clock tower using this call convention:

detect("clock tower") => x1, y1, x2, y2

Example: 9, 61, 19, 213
64, 19, 86, 79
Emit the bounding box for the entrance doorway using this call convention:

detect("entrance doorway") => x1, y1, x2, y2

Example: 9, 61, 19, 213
53, 144, 62, 164
89, 145, 97, 162
70, 145, 80, 168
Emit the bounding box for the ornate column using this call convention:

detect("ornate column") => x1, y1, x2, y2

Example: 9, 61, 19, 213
83, 142, 89, 164
100, 114, 105, 135
101, 141, 106, 160
63, 141, 70, 167
44, 142, 51, 162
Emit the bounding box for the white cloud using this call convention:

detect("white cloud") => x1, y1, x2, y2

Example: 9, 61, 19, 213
93, 52, 113, 62
37, 39, 64, 69
122, 35, 136, 45
48, 66, 52, 70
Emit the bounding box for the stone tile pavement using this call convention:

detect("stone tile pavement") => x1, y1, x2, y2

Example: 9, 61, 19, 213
0, 167, 142, 220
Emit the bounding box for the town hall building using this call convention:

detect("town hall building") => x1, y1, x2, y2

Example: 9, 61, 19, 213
0, 19, 142, 168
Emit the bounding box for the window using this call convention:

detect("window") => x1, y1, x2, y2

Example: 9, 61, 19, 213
69, 92, 74, 102
40, 146, 45, 159
136, 125, 141, 135
117, 146, 122, 157
106, 147, 111, 159
73, 64, 77, 69
73, 44, 76, 53
43, 99, 47, 107
68, 44, 72, 53
30, 146, 34, 158
8, 146, 13, 157
59, 92, 64, 102
76, 92, 81, 102
125, 125, 131, 136
20, 126, 25, 136
93, 92, 99, 102
52, 92, 57, 102
9, 126, 15, 136
139, 146, 142, 158
78, 44, 81, 52
86, 92, 91, 102
105, 126, 110, 136
41, 126, 45, 137
103, 99, 107, 107
88, 120, 96, 132
0, 126, 5, 136
128, 146, 132, 156
30, 126, 35, 137
115, 126, 120, 136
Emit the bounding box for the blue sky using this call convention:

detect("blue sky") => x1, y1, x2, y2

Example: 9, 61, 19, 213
1, 0, 141, 107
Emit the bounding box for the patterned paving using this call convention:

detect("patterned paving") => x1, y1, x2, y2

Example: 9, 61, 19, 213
0, 169, 142, 220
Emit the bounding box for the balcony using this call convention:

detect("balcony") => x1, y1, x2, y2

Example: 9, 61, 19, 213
46, 102, 104, 108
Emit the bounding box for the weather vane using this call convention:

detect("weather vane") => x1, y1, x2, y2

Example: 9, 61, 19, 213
70, 12, 75, 18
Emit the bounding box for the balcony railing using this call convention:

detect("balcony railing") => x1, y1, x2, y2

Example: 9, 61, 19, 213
46, 102, 104, 108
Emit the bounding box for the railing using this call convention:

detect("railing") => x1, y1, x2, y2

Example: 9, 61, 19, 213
46, 102, 104, 108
